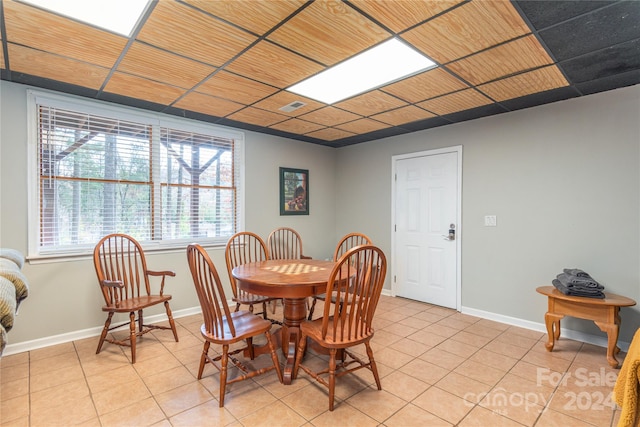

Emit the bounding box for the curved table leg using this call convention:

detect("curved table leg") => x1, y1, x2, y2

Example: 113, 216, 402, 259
594, 320, 621, 368
280, 297, 307, 384
544, 312, 563, 351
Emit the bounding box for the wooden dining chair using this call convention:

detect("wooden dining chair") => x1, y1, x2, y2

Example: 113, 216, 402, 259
93, 233, 178, 363
267, 227, 311, 261
307, 232, 372, 320
267, 227, 311, 313
293, 244, 387, 411
187, 244, 283, 407
225, 231, 279, 322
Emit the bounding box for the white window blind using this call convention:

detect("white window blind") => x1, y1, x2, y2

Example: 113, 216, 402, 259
30, 92, 242, 257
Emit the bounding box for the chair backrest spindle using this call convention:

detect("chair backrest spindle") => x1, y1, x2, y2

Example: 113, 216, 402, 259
188, 244, 236, 338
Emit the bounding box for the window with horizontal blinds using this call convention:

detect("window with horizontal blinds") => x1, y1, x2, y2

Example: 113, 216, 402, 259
30, 92, 242, 257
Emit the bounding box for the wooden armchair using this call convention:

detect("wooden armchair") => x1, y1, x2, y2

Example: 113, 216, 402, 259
307, 232, 372, 320
93, 233, 178, 363
293, 244, 387, 411
187, 244, 283, 407
225, 232, 280, 322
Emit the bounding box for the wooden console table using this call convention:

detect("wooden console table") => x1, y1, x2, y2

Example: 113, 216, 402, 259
536, 286, 636, 368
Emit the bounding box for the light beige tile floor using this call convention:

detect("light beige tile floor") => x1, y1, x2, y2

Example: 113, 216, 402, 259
0, 295, 627, 426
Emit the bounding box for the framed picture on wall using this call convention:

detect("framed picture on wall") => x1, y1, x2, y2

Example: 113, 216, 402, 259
280, 167, 309, 215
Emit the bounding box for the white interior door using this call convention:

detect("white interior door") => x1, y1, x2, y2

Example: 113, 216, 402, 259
392, 147, 461, 309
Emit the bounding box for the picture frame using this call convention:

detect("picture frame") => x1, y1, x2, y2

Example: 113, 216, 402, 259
280, 167, 309, 216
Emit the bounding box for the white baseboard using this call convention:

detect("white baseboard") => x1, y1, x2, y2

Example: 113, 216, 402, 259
3, 297, 629, 356
2, 306, 203, 357
461, 305, 632, 352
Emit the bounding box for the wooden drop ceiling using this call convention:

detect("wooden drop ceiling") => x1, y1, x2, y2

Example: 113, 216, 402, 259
1, 0, 638, 147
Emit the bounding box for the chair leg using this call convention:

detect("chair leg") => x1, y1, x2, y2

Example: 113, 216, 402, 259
261, 302, 268, 320
307, 298, 317, 320
247, 337, 255, 360
219, 344, 229, 407
129, 311, 137, 363
265, 331, 283, 383
365, 341, 382, 390
96, 312, 113, 354
164, 301, 179, 342
292, 332, 308, 379
198, 341, 210, 379
235, 303, 241, 312
138, 309, 143, 333
329, 348, 337, 411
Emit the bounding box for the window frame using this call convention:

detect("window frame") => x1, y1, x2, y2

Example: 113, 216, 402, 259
27, 89, 245, 261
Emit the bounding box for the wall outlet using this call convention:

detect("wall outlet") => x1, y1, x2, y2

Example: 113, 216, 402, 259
484, 215, 497, 227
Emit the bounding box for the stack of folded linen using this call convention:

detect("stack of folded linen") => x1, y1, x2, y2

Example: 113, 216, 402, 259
552, 268, 605, 298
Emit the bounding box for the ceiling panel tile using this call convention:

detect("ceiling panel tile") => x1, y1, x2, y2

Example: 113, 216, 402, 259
117, 42, 216, 89
370, 105, 436, 126
173, 92, 245, 118
103, 72, 186, 105
447, 35, 554, 85
402, 0, 531, 64
228, 106, 289, 127
513, 0, 614, 30
350, 0, 464, 33
226, 40, 324, 87
537, 1, 640, 61
269, 118, 325, 134
196, 71, 279, 105
306, 127, 356, 141
334, 90, 407, 117
8, 44, 109, 90
297, 106, 361, 126
137, 1, 257, 67
253, 91, 324, 117
575, 69, 640, 96
335, 118, 391, 134
184, 0, 306, 36
3, 0, 127, 69
383, 68, 469, 103
268, 0, 389, 66
559, 38, 640, 84
478, 65, 569, 102
418, 89, 493, 116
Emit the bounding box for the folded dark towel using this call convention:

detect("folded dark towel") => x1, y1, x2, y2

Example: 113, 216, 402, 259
556, 273, 604, 290
563, 268, 591, 278
553, 279, 605, 298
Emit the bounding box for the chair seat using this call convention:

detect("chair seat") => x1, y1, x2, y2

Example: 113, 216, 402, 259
102, 294, 172, 312
234, 291, 273, 305
201, 310, 272, 344
301, 316, 373, 348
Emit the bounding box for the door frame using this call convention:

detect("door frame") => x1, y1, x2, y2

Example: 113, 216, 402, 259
390, 145, 463, 310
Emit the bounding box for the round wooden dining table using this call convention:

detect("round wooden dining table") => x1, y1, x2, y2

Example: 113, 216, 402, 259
232, 258, 336, 384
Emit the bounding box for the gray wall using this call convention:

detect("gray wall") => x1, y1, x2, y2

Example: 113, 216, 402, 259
1, 79, 639, 351
334, 85, 640, 343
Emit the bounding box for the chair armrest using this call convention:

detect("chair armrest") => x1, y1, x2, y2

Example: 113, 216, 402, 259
101, 280, 124, 288
147, 270, 176, 277
147, 270, 175, 296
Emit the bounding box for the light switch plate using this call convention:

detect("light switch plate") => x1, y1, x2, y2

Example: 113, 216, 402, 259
484, 215, 497, 226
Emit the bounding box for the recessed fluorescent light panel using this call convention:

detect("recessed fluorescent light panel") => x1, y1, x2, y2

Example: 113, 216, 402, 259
287, 38, 436, 105
20, 0, 149, 37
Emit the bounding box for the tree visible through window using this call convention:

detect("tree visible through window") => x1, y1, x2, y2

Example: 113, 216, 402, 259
32, 97, 240, 256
